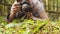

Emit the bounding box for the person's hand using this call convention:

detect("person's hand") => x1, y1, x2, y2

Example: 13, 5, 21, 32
12, 4, 21, 12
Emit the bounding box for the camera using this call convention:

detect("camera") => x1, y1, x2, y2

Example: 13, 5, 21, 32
22, 0, 32, 12
17, 0, 32, 12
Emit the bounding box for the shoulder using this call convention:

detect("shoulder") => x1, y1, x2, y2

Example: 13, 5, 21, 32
32, 0, 38, 5
31, 0, 43, 6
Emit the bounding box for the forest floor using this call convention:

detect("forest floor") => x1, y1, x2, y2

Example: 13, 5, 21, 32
0, 16, 60, 34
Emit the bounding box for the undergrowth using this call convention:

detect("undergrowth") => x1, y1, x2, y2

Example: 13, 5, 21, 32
0, 16, 60, 34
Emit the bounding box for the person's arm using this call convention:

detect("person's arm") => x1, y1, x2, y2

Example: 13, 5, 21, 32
7, 1, 21, 22
32, 0, 49, 21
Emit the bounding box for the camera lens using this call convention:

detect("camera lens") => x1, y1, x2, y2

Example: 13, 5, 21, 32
22, 4, 30, 12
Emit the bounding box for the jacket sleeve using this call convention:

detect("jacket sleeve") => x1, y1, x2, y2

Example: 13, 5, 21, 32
33, 0, 48, 19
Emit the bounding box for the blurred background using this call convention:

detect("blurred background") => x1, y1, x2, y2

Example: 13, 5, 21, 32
0, 0, 60, 21
0, 0, 60, 34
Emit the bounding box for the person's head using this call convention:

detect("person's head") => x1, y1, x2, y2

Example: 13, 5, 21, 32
17, 0, 22, 2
